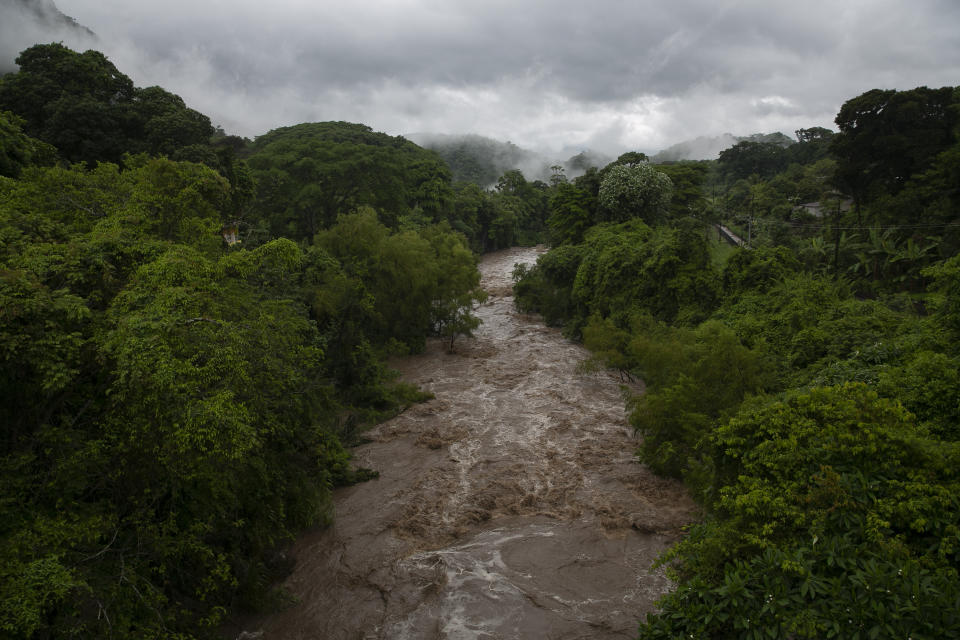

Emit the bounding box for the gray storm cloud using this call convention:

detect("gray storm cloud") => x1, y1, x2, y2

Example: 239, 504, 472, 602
12, 0, 960, 157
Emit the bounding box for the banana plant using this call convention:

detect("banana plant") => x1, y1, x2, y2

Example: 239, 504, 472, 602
890, 234, 941, 291
848, 227, 898, 284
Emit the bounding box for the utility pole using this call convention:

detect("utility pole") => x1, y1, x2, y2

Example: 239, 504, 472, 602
833, 201, 841, 279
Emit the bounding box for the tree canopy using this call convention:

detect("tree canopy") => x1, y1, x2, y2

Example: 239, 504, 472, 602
246, 121, 455, 240
831, 86, 959, 204
0, 43, 214, 165
717, 140, 790, 181
597, 162, 674, 224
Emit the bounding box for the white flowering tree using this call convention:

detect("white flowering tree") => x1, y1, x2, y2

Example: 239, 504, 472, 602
598, 163, 674, 224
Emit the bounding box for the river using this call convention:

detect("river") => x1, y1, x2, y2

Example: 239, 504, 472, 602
243, 246, 695, 639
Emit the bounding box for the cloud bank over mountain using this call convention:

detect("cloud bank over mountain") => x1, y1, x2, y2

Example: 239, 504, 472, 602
0, 0, 96, 73
10, 1, 960, 156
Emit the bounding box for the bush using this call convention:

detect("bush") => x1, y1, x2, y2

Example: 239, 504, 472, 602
640, 384, 960, 639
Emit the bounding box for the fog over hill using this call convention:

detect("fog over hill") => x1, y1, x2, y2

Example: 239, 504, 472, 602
0, 0, 97, 72
409, 132, 613, 186
652, 131, 796, 162
412, 130, 797, 185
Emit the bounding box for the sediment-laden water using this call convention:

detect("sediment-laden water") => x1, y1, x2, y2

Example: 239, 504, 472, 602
245, 246, 695, 639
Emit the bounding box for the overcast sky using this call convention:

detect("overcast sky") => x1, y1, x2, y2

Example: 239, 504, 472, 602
19, 0, 960, 156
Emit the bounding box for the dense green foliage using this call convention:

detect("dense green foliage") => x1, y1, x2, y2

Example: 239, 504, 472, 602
718, 140, 790, 181
241, 123, 554, 253
5, 37, 960, 638
0, 155, 486, 637
515, 217, 719, 336
0, 45, 491, 639
832, 87, 959, 205
0, 44, 215, 166
642, 384, 960, 639
246, 122, 455, 240
0, 110, 55, 177
513, 84, 960, 638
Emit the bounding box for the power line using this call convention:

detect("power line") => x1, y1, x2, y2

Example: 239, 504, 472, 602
772, 221, 960, 231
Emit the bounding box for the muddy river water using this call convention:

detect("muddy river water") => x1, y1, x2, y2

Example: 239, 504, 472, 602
247, 246, 696, 639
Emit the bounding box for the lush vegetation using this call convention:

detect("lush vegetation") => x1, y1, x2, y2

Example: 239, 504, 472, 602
0, 44, 497, 638
4, 37, 960, 639
514, 86, 960, 638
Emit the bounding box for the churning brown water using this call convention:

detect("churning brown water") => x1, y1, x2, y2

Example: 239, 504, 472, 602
244, 246, 696, 639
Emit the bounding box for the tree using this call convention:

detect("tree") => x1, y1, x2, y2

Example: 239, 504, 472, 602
721, 245, 800, 299
449, 181, 484, 248
571, 219, 718, 326
315, 208, 433, 349
878, 350, 960, 440
481, 169, 549, 248
794, 126, 834, 143
422, 224, 487, 351
547, 182, 595, 245
925, 253, 960, 344
596, 163, 673, 224
548, 164, 568, 187
717, 140, 789, 181
627, 319, 773, 478
787, 127, 835, 165
654, 162, 709, 219
513, 246, 585, 331
871, 139, 960, 251
315, 208, 485, 354
121, 156, 230, 248
132, 86, 214, 156
831, 86, 959, 206
0, 165, 357, 637
612, 150, 648, 166
0, 44, 135, 164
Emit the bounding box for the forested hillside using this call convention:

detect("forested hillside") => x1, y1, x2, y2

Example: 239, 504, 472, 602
515, 85, 960, 638
412, 132, 612, 188
409, 133, 536, 186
